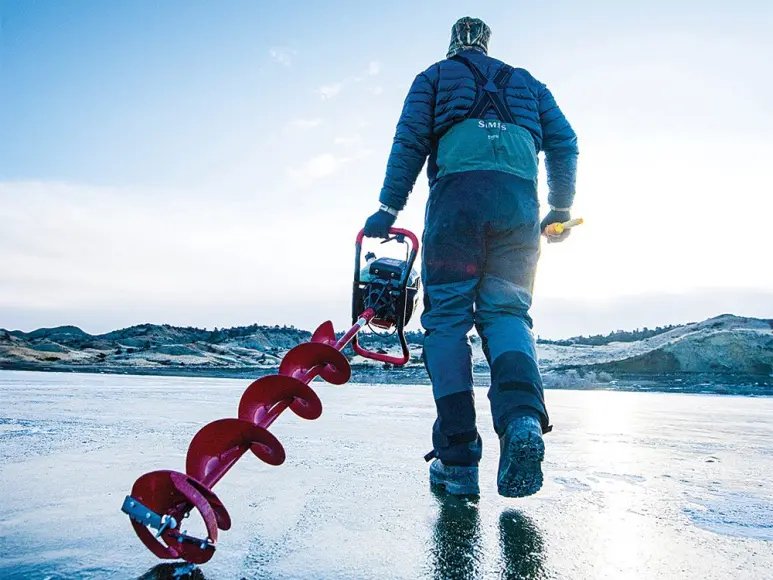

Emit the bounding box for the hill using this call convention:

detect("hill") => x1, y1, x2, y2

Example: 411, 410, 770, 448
1, 315, 771, 389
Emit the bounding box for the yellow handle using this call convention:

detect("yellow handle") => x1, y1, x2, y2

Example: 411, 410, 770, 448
544, 217, 584, 236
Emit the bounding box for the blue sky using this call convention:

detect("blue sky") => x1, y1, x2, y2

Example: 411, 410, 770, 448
1, 0, 772, 337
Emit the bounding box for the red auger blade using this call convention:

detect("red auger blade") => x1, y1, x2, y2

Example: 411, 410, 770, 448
128, 469, 229, 564
238, 374, 323, 424
311, 320, 337, 345
186, 418, 286, 486
279, 342, 351, 385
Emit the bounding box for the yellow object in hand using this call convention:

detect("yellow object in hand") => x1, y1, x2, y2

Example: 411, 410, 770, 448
544, 217, 584, 236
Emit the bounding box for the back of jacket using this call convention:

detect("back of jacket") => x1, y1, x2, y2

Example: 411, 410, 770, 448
379, 49, 578, 212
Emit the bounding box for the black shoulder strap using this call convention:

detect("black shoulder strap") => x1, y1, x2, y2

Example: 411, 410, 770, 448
451, 54, 488, 85
450, 55, 516, 124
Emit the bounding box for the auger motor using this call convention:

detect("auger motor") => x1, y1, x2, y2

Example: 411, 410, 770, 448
121, 228, 420, 564
352, 232, 420, 362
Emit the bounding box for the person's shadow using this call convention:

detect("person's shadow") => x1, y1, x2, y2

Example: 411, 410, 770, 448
430, 488, 547, 580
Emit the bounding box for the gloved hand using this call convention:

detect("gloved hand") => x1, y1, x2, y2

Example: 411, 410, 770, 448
540, 209, 572, 243
363, 209, 397, 238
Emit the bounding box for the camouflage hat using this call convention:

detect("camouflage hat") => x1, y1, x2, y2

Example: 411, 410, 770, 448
447, 17, 491, 58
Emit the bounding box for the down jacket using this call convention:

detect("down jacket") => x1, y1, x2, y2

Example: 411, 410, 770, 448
379, 49, 578, 211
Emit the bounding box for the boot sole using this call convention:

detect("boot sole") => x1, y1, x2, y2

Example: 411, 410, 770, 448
497, 428, 545, 498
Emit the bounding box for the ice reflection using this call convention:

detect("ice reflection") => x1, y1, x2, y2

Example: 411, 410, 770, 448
581, 391, 652, 576
430, 489, 483, 580
137, 562, 207, 580
429, 489, 547, 579
498, 510, 547, 580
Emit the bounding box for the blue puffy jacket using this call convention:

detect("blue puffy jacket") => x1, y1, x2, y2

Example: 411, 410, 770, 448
379, 49, 578, 211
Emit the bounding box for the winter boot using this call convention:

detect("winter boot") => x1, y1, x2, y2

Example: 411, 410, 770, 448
497, 415, 545, 498
429, 459, 480, 496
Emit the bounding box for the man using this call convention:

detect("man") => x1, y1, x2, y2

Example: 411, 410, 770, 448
363, 17, 578, 497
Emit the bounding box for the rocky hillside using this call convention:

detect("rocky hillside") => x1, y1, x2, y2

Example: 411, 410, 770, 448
0, 323, 312, 372
1, 315, 771, 383
536, 314, 773, 376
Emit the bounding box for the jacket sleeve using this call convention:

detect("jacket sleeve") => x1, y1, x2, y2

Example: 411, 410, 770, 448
378, 69, 436, 211
538, 83, 579, 209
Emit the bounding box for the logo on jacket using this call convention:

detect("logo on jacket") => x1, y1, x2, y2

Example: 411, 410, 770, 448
479, 119, 508, 139
478, 120, 508, 130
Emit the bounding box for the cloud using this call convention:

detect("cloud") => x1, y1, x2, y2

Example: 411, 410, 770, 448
369, 86, 384, 96
287, 150, 372, 186
269, 46, 296, 66
315, 60, 382, 99
0, 180, 373, 333
302, 153, 341, 178
288, 153, 344, 185
315, 83, 344, 100
3, 180, 772, 337
334, 135, 361, 146
288, 118, 323, 130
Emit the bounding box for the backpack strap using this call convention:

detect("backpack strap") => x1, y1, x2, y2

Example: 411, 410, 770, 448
450, 55, 516, 124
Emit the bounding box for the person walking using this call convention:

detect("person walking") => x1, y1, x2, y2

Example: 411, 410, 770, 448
363, 16, 578, 497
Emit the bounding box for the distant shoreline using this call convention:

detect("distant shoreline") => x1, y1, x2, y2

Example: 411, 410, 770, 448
0, 361, 432, 383
3, 363, 772, 396
4, 315, 772, 384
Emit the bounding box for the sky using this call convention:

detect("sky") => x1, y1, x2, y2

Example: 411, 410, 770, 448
1, 0, 772, 339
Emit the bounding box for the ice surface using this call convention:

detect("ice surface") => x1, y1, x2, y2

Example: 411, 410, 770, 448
1, 370, 772, 579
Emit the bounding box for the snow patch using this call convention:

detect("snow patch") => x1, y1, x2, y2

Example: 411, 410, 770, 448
685, 491, 773, 541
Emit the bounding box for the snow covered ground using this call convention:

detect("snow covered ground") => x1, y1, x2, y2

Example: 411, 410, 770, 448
1, 371, 772, 579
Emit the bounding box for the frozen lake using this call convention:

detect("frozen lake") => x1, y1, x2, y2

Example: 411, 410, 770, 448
1, 370, 772, 579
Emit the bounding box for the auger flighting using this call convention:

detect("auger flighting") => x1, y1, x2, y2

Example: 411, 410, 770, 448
121, 228, 420, 564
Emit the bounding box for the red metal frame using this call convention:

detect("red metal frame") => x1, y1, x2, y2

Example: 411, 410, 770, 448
354, 227, 420, 249
352, 341, 410, 365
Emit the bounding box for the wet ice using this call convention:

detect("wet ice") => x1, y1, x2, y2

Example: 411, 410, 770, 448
1, 371, 772, 580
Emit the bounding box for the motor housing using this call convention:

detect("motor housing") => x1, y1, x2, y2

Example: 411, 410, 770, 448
362, 257, 419, 328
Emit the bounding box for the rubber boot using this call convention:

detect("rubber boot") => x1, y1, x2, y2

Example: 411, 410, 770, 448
429, 459, 480, 496
497, 415, 545, 498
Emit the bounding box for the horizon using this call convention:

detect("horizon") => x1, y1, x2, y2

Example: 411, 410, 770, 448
2, 309, 767, 342
2, 1, 772, 338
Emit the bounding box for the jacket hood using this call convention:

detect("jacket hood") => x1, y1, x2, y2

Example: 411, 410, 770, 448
447, 17, 491, 58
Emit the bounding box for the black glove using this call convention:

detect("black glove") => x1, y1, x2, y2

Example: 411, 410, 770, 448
540, 209, 571, 243
363, 209, 397, 238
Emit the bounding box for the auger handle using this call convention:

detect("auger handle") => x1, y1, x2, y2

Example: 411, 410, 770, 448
356, 227, 420, 248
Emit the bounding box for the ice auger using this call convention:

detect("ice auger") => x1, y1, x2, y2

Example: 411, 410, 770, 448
121, 228, 420, 564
